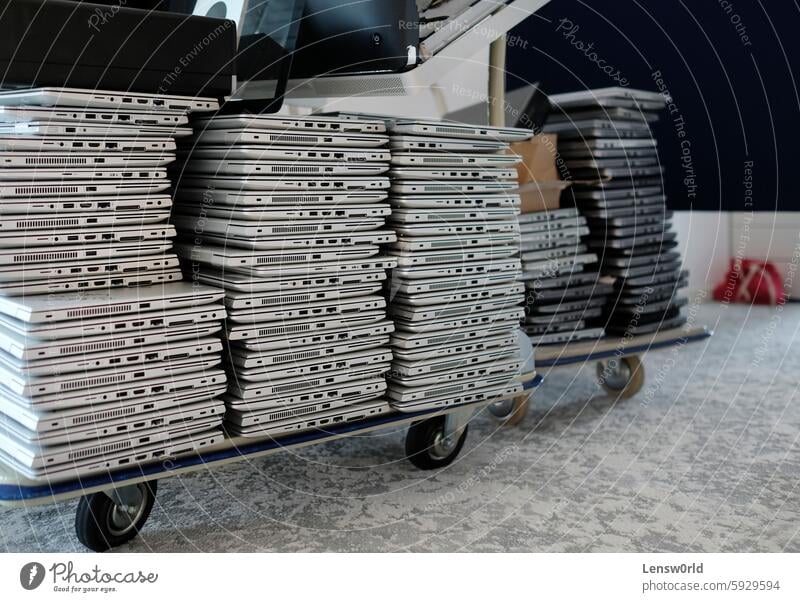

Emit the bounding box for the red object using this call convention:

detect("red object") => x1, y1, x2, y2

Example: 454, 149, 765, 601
713, 259, 785, 305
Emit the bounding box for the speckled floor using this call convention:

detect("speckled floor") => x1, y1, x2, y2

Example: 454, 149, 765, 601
2, 301, 798, 552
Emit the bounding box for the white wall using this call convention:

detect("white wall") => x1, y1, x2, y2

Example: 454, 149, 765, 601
672, 211, 731, 299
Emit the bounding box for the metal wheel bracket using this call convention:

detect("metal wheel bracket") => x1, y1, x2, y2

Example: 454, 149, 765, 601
442, 407, 473, 446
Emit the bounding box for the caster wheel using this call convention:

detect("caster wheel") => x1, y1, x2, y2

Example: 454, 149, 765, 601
405, 416, 468, 470
488, 393, 530, 426
597, 355, 645, 399
75, 481, 157, 552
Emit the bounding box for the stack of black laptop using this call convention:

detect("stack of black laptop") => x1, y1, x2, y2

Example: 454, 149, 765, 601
519, 207, 612, 344
173, 114, 397, 438
0, 88, 226, 481
547, 87, 689, 336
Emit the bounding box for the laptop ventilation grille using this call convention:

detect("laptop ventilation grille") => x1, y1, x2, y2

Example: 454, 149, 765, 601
424, 384, 463, 399
274, 379, 318, 394
268, 405, 318, 421
69, 439, 132, 460
25, 156, 87, 166
257, 323, 309, 337
62, 372, 127, 391
272, 225, 318, 234
72, 405, 137, 425
271, 165, 316, 174
264, 293, 310, 306
14, 250, 79, 263
66, 303, 133, 318
15, 217, 80, 228
272, 349, 321, 363
256, 254, 304, 264
269, 134, 316, 143
60, 338, 125, 355
15, 185, 80, 195
433, 126, 469, 135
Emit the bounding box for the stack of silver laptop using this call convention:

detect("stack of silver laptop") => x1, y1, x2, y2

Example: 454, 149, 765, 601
547, 87, 689, 336
519, 207, 612, 345
174, 114, 398, 438
380, 118, 531, 413
0, 88, 226, 481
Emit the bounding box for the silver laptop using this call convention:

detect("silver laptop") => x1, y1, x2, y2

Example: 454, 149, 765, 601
389, 135, 508, 152
193, 114, 386, 134
390, 180, 516, 194
392, 246, 519, 267
392, 332, 516, 363
181, 159, 388, 177
196, 267, 389, 294
193, 129, 389, 148
0, 210, 168, 231
172, 215, 386, 238
0, 428, 224, 481
0, 106, 189, 127
0, 224, 174, 248
391, 221, 518, 237
225, 387, 386, 428
174, 188, 388, 207
0, 136, 176, 153
392, 283, 524, 307
178, 243, 380, 271
227, 400, 391, 438
1, 384, 226, 436
390, 152, 521, 167
0, 252, 178, 284
0, 354, 220, 399
390, 382, 521, 413
388, 357, 520, 389
390, 207, 519, 223
390, 231, 519, 252
0, 267, 182, 296
391, 270, 519, 295
392, 307, 524, 334
390, 119, 530, 141
0, 400, 224, 456
390, 194, 520, 210
226, 310, 387, 343
228, 364, 390, 402
0, 322, 221, 362
392, 347, 518, 378
0, 122, 192, 138
237, 319, 395, 353
0, 179, 171, 198
389, 167, 517, 181
390, 321, 522, 351
0, 280, 222, 323
0, 87, 219, 112
226, 295, 386, 324
225, 377, 385, 412
391, 258, 521, 280
224, 283, 384, 310
0, 152, 175, 169
181, 145, 391, 163
0, 195, 172, 215
175, 203, 391, 222
235, 348, 393, 383
230, 330, 391, 369
0, 167, 168, 181
0, 337, 223, 378
188, 229, 396, 251
390, 296, 522, 323
549, 87, 666, 110
387, 371, 519, 404
179, 175, 389, 192
0, 303, 225, 341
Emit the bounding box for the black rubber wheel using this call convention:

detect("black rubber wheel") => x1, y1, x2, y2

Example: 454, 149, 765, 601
405, 416, 468, 470
75, 481, 157, 552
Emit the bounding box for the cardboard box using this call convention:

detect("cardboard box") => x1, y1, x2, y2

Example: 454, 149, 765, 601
518, 181, 572, 213
511, 133, 561, 183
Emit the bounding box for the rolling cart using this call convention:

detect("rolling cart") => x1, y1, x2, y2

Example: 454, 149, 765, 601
488, 326, 712, 426
0, 372, 541, 551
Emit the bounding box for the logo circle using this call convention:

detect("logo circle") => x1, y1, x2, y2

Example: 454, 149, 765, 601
19, 562, 45, 590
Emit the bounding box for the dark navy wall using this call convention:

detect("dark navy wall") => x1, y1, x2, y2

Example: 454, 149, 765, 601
507, 0, 800, 211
